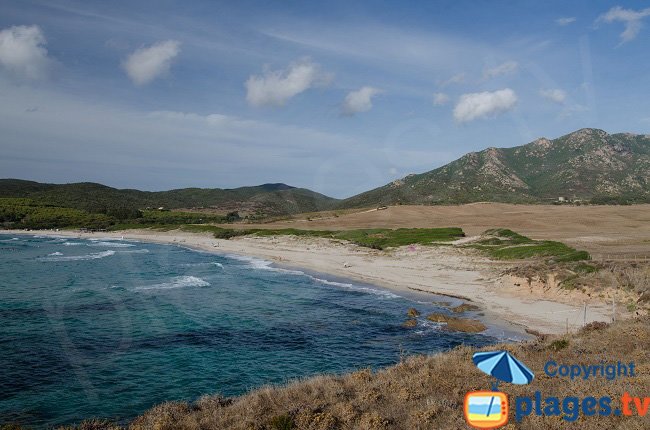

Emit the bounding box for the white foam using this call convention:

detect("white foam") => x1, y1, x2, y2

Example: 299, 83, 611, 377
310, 276, 400, 299
87, 241, 135, 248
414, 319, 443, 335
181, 261, 223, 268
227, 254, 398, 299
226, 254, 305, 275
118, 249, 150, 254
64, 242, 83, 246
0, 237, 21, 242
134, 276, 210, 291
39, 250, 116, 261
48, 251, 64, 256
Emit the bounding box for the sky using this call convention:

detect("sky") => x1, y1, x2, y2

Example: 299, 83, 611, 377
0, 1, 649, 198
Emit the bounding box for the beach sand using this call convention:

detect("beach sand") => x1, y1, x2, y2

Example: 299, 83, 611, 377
7, 228, 613, 335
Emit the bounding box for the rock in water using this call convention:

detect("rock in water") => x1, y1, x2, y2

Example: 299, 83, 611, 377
426, 313, 486, 333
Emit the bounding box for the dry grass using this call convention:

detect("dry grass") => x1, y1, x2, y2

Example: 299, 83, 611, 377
46, 317, 650, 430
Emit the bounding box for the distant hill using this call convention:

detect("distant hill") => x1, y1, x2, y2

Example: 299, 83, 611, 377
0, 179, 338, 217
338, 128, 650, 208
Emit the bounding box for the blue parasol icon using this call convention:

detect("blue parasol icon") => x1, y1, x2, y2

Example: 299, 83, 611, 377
472, 350, 534, 386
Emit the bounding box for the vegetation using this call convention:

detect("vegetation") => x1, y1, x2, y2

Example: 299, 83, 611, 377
0, 198, 230, 230
465, 229, 590, 262
32, 317, 649, 430
0, 198, 114, 230
200, 227, 464, 250
0, 179, 339, 218
338, 128, 650, 208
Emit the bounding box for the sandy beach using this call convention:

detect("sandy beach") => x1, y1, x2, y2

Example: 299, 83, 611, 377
6, 228, 613, 335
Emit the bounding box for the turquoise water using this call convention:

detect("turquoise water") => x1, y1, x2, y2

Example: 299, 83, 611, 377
0, 234, 498, 428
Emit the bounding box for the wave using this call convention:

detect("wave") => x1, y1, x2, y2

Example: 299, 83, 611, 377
414, 319, 443, 335
64, 242, 84, 246
0, 237, 21, 242
39, 250, 116, 262
181, 261, 224, 268
134, 276, 210, 291
87, 241, 136, 248
118, 249, 150, 254
48, 252, 64, 256
310, 276, 400, 299
226, 254, 306, 275
227, 254, 399, 299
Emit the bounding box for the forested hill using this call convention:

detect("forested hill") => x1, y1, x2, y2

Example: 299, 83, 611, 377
0, 179, 338, 217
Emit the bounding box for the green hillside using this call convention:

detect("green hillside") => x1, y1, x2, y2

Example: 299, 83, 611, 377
339, 128, 650, 208
0, 180, 338, 216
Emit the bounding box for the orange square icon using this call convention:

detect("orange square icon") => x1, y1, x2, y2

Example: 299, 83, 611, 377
464, 391, 509, 429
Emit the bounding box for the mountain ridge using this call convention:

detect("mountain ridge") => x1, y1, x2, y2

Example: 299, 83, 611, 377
337, 128, 650, 208
2, 128, 650, 216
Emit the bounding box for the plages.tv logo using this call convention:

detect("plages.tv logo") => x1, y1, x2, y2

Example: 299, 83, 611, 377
464, 350, 535, 429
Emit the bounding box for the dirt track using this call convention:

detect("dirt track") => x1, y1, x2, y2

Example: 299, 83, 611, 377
234, 204, 650, 259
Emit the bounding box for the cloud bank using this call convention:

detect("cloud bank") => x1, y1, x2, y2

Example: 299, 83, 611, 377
341, 86, 382, 115
0, 25, 51, 80
432, 92, 449, 106
453, 89, 517, 123
438, 72, 465, 87
555, 17, 576, 26
483, 61, 519, 79
540, 88, 566, 104
245, 58, 327, 107
122, 40, 181, 85
598, 6, 650, 43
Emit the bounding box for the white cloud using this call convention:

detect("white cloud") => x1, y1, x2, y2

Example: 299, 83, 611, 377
453, 88, 517, 123
597, 6, 650, 43
341, 86, 382, 115
122, 40, 181, 85
432, 92, 449, 106
0, 25, 51, 80
438, 73, 465, 87
483, 61, 519, 79
539, 88, 566, 104
245, 58, 328, 107
555, 17, 576, 26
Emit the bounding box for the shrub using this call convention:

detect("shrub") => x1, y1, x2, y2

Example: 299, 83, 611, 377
268, 414, 294, 430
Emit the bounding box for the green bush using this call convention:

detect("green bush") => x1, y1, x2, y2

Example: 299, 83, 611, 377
268, 414, 294, 430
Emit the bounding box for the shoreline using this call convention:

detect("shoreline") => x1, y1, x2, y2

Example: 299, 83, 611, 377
3, 228, 612, 335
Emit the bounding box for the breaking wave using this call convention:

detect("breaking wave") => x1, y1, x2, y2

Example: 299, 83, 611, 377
39, 250, 116, 262
134, 276, 210, 291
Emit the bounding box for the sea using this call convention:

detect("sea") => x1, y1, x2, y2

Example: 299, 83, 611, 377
0, 233, 502, 428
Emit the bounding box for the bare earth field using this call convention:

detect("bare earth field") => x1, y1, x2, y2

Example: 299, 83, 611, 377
241, 204, 650, 260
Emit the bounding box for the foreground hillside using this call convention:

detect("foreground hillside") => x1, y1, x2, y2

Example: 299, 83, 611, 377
54, 317, 648, 430
339, 128, 650, 208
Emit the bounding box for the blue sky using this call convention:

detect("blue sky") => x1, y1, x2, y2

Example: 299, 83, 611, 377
1, 0, 649, 198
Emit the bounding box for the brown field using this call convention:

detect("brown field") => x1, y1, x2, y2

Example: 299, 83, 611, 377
232, 204, 650, 260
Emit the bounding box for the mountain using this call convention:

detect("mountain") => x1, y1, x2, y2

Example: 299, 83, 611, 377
339, 128, 650, 208
0, 179, 338, 216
